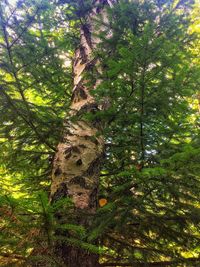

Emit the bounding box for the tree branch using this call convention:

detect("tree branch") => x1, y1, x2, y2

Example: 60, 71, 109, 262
100, 257, 200, 266
0, 88, 56, 151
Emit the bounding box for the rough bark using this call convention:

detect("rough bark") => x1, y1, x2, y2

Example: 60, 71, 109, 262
50, 1, 116, 266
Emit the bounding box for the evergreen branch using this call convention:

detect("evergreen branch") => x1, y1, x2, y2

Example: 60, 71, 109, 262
5, 6, 18, 26
0, 252, 25, 260
1, 15, 37, 117
100, 257, 200, 266
0, 7, 57, 151
0, 88, 56, 151
106, 233, 168, 255
20, 150, 54, 155
9, 7, 40, 49
39, 194, 52, 246
29, 241, 66, 267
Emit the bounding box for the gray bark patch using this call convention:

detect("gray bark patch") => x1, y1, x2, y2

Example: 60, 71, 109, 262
84, 157, 101, 177
85, 135, 99, 145
69, 176, 86, 188
78, 102, 99, 115
78, 144, 87, 149
72, 146, 81, 153
54, 166, 62, 176
51, 183, 68, 202
71, 85, 88, 102
79, 45, 88, 64
89, 187, 98, 208
64, 146, 81, 159
81, 24, 92, 48
76, 159, 83, 165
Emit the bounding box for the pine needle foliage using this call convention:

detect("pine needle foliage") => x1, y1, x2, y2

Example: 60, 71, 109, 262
0, 0, 200, 266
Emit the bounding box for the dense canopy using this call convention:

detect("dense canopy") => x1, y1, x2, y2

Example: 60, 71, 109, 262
0, 0, 200, 266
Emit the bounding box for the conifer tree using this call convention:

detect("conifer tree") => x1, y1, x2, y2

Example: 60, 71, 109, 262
0, 0, 199, 266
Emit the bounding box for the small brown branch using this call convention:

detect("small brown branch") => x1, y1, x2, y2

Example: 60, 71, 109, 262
0, 252, 25, 260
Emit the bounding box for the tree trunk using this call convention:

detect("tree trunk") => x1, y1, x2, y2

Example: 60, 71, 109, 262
50, 1, 116, 266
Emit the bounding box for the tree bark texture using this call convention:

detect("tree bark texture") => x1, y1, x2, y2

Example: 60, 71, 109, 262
50, 1, 116, 266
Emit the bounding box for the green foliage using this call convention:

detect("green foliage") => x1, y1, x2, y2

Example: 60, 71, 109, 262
90, 0, 200, 264
0, 0, 74, 194
0, 0, 199, 266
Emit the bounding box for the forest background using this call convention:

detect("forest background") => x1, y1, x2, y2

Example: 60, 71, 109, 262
0, 0, 200, 266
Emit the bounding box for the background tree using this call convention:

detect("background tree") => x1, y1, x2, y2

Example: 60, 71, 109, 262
0, 0, 199, 266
